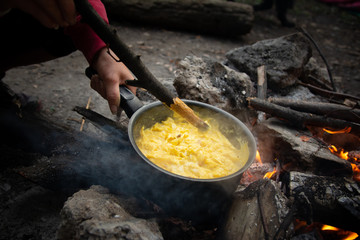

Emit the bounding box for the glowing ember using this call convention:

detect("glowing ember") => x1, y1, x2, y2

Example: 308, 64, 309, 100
322, 224, 339, 231
323, 126, 352, 134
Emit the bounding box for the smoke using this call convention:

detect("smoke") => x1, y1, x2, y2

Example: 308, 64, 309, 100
58, 125, 233, 226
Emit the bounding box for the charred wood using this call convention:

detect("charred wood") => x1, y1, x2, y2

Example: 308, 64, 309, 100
268, 98, 360, 124
286, 171, 360, 234
253, 118, 353, 177
248, 97, 360, 135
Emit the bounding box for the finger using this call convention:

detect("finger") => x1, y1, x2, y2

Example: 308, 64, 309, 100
90, 76, 107, 99
56, 0, 76, 25
103, 74, 121, 115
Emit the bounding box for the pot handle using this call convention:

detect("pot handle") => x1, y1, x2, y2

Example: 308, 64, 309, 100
85, 67, 144, 118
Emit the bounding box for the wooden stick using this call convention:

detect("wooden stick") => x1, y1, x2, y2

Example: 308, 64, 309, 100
298, 27, 336, 92
257, 65, 267, 100
257, 65, 267, 123
298, 81, 360, 102
268, 98, 360, 124
75, 0, 209, 130
80, 96, 91, 131
248, 97, 360, 134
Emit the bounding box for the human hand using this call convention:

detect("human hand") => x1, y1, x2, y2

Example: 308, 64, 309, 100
90, 47, 137, 115
0, 0, 76, 29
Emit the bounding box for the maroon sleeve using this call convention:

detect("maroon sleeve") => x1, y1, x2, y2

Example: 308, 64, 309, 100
64, 0, 109, 64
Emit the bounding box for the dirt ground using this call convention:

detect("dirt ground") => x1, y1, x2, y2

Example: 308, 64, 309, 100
1, 0, 359, 239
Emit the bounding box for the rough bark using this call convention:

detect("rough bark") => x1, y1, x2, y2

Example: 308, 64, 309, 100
268, 97, 360, 124
222, 178, 293, 240
102, 0, 254, 36
248, 97, 360, 134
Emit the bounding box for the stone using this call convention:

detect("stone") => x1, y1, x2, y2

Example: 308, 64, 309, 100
225, 33, 312, 92
56, 185, 163, 240
173, 55, 254, 113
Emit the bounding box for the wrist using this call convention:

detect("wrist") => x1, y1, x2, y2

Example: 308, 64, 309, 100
91, 47, 107, 70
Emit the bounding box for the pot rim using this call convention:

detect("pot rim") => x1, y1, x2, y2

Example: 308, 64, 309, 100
128, 100, 257, 182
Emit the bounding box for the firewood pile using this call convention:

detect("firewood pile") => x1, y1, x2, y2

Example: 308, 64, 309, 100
3, 31, 359, 239
173, 31, 360, 239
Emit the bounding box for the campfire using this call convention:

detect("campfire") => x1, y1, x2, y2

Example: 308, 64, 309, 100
4, 31, 359, 239
62, 32, 360, 239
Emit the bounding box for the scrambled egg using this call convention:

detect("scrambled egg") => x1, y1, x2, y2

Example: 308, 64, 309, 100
135, 114, 249, 179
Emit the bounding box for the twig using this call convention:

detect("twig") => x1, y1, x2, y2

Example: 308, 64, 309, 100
80, 96, 91, 131
257, 65, 267, 123
298, 81, 360, 102
297, 27, 336, 92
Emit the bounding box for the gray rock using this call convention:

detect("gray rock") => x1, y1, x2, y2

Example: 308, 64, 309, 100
173, 55, 254, 112
56, 185, 163, 240
225, 33, 312, 91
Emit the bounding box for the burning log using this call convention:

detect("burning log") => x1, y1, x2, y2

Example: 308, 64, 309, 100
222, 178, 293, 240
102, 0, 254, 37
268, 97, 360, 124
248, 97, 360, 135
286, 171, 360, 234
253, 118, 353, 177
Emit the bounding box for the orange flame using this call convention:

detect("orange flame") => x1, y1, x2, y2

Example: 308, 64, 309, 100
352, 164, 360, 181
328, 145, 349, 160
263, 167, 276, 179
256, 150, 262, 164
321, 224, 359, 240
323, 127, 351, 134
322, 225, 339, 231
328, 145, 360, 182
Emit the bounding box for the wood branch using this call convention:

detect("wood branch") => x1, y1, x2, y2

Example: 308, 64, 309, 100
287, 171, 360, 234
256, 65, 267, 122
257, 65, 267, 100
248, 98, 360, 134
75, 0, 209, 130
73, 106, 128, 134
102, 0, 254, 37
307, 75, 333, 91
298, 27, 336, 92
268, 98, 360, 124
298, 81, 360, 102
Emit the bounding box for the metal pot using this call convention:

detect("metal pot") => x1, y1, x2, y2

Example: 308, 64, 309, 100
119, 86, 257, 225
